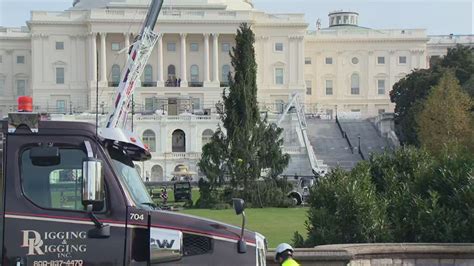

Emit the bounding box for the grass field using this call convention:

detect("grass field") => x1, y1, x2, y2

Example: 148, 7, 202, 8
182, 207, 309, 248
147, 186, 309, 247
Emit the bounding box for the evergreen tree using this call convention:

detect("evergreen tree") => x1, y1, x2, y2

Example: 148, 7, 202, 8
417, 71, 474, 155
223, 23, 261, 192
198, 23, 289, 204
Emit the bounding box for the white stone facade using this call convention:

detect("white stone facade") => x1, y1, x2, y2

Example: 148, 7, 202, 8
304, 12, 429, 118
0, 0, 472, 180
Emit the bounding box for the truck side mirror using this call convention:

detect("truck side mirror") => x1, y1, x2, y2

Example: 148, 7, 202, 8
232, 198, 245, 215
232, 198, 247, 253
30, 146, 60, 166
82, 158, 110, 238
82, 158, 105, 205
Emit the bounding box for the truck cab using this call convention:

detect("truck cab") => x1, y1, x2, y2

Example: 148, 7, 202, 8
0, 113, 266, 265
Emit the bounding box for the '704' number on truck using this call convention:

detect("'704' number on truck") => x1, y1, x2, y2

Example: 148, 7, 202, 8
130, 213, 145, 221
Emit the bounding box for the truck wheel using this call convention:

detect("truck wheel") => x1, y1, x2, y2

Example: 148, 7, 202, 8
289, 192, 302, 205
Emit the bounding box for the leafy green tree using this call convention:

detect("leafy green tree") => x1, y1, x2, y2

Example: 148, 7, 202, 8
390, 45, 474, 145
198, 23, 289, 206
417, 71, 474, 156
302, 147, 474, 246
368, 148, 474, 242
305, 165, 391, 245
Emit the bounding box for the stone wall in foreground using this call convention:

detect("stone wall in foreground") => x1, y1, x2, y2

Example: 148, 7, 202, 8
266, 244, 474, 266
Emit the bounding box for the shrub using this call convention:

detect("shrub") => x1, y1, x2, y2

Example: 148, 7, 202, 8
305, 165, 391, 245
211, 203, 232, 210
221, 178, 295, 208
303, 147, 474, 246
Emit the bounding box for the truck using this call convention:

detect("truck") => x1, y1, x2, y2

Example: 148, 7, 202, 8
0, 0, 267, 264
0, 109, 266, 265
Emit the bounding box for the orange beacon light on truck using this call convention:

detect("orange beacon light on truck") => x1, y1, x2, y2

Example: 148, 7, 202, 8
18, 96, 33, 112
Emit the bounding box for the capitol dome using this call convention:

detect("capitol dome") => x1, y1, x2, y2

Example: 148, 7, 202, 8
72, 0, 253, 10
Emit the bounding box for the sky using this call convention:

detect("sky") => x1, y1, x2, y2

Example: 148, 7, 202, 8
0, 0, 472, 35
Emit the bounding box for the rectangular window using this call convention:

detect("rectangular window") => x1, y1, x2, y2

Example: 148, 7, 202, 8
190, 43, 199, 52
378, 109, 385, 114
275, 68, 284, 85
145, 97, 159, 112
222, 43, 230, 53
377, 79, 386, 95
351, 109, 361, 113
399, 56, 407, 64
17, 56, 25, 64
0, 79, 4, 96
325, 57, 333, 64
305, 57, 312, 64
191, 98, 201, 110
0, 55, 3, 63
167, 42, 176, 52
351, 87, 360, 95
325, 80, 333, 95
56, 42, 64, 50
275, 43, 284, 52
377, 56, 385, 64
111, 42, 120, 51
56, 100, 66, 113
56, 67, 65, 84
16, 80, 26, 96
305, 80, 312, 95
21, 148, 86, 211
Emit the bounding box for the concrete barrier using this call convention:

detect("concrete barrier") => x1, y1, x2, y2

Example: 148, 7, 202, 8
267, 244, 474, 266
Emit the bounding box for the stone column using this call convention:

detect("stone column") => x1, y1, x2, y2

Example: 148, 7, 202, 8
180, 33, 188, 87
203, 33, 211, 86
157, 33, 164, 86
288, 35, 296, 86
388, 50, 395, 93
124, 32, 130, 51
367, 50, 373, 98
90, 32, 97, 83
297, 36, 304, 87
99, 32, 107, 84
261, 36, 268, 86
212, 33, 220, 85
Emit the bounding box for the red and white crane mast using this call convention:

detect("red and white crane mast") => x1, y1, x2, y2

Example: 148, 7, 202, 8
105, 0, 164, 128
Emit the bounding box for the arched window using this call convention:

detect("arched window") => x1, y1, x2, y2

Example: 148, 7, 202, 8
144, 64, 153, 83
221, 64, 231, 83
202, 129, 214, 147
172, 129, 186, 152
151, 165, 164, 182
351, 73, 360, 95
190, 65, 199, 82
142, 129, 156, 152
167, 65, 176, 79
111, 64, 121, 85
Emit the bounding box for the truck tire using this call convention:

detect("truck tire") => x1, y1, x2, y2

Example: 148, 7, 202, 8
289, 192, 302, 205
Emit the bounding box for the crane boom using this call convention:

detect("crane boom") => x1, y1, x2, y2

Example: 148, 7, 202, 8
106, 0, 164, 128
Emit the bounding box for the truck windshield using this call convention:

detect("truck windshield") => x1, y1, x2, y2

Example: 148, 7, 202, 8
108, 145, 155, 209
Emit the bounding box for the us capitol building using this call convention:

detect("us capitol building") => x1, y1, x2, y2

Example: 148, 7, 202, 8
0, 0, 472, 180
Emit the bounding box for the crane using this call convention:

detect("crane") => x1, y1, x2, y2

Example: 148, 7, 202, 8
105, 0, 164, 129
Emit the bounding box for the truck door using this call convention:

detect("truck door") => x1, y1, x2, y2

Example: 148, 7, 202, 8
3, 134, 127, 265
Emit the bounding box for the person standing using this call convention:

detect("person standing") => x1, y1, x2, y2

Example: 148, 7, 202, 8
275, 243, 300, 266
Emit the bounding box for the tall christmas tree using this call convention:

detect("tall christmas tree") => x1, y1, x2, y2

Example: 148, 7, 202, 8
198, 23, 289, 201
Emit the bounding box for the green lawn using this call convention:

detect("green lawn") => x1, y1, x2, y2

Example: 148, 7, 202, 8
182, 207, 308, 248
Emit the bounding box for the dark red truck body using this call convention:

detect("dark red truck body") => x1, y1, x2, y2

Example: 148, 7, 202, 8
0, 120, 266, 265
